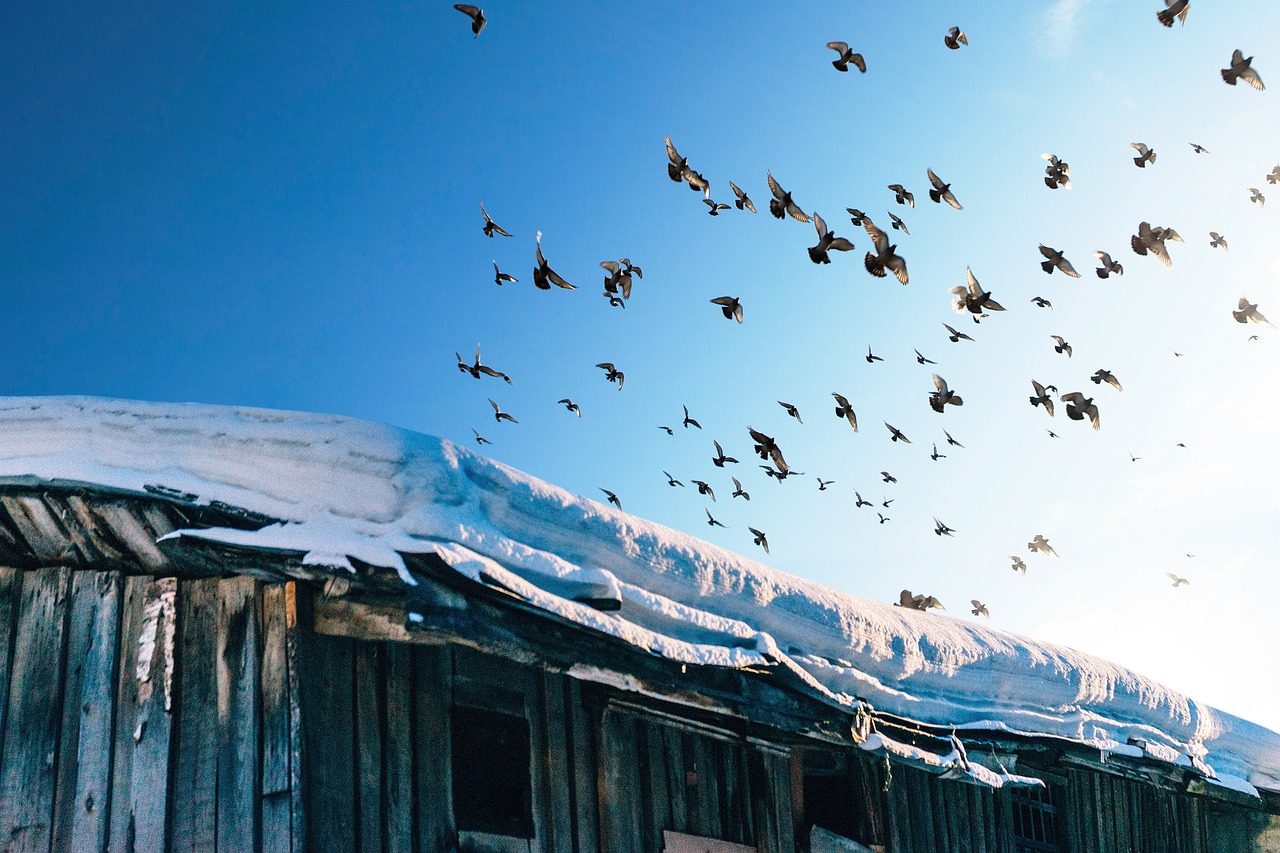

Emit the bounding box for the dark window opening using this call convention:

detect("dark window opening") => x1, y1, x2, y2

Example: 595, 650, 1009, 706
1012, 783, 1067, 853
801, 749, 883, 846
451, 705, 534, 838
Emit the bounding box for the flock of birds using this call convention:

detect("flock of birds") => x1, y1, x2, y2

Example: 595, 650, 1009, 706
446, 3, 1275, 622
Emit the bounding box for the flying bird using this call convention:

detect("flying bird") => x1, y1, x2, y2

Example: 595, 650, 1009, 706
1092, 251, 1123, 279
682, 405, 702, 429
558, 398, 581, 416
600, 258, 641, 299
930, 443, 946, 461
914, 349, 937, 365
866, 345, 884, 363
748, 427, 789, 471
728, 181, 756, 213
691, 479, 716, 501
778, 401, 803, 423
492, 261, 518, 285
862, 216, 909, 284
705, 508, 726, 528
832, 393, 858, 431
1030, 380, 1055, 416
472, 428, 491, 446
596, 362, 624, 390
760, 464, 802, 482
711, 295, 744, 324
1039, 245, 1080, 277
970, 601, 989, 619
1222, 49, 1265, 90
878, 512, 891, 525
488, 399, 518, 424
1166, 572, 1190, 587
1189, 142, 1209, 154
767, 172, 809, 222
1269, 166, 1280, 185
808, 212, 857, 264
825, 41, 866, 73
1042, 154, 1071, 189
887, 184, 915, 207
453, 4, 486, 38
1028, 535, 1057, 556
880, 471, 898, 484
898, 589, 944, 611
887, 210, 910, 235
665, 136, 709, 195
480, 202, 511, 238
1249, 187, 1265, 206
944, 430, 964, 448
1031, 296, 1053, 309
600, 488, 621, 509
1131, 143, 1157, 168
944, 26, 968, 49
926, 168, 963, 209
1157, 0, 1189, 27
1051, 335, 1072, 357
854, 491, 873, 508
881, 498, 893, 508
1010, 556, 1027, 574
749, 527, 770, 553
457, 345, 511, 383
1060, 391, 1101, 429
1131, 221, 1182, 266
1233, 297, 1274, 327
663, 471, 684, 487
1091, 369, 1123, 391
846, 208, 866, 225
731, 477, 750, 501
943, 323, 974, 343
533, 231, 576, 290
929, 374, 963, 412
934, 518, 955, 536
951, 267, 1005, 320
1209, 232, 1229, 251
703, 199, 731, 216
885, 422, 911, 443
711, 440, 739, 467
658, 426, 674, 436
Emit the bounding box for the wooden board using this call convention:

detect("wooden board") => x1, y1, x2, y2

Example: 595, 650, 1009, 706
217, 576, 260, 852
355, 642, 385, 853
262, 581, 302, 853
128, 576, 178, 853
170, 578, 219, 853
383, 643, 414, 853
414, 645, 455, 852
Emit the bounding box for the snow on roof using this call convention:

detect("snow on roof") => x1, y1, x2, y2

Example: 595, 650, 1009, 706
1, 396, 1277, 794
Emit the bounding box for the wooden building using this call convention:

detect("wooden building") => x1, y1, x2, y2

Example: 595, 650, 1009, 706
0, 482, 1275, 853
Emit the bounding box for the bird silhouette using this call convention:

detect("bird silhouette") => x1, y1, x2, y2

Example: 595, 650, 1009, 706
728, 181, 756, 213
663, 471, 684, 487
472, 428, 491, 446
825, 41, 866, 73
926, 168, 963, 209
558, 398, 581, 416
1039, 245, 1080, 277
832, 393, 858, 431
658, 426, 674, 436
1131, 221, 1182, 265
596, 362, 624, 390
749, 527, 770, 552
881, 470, 898, 483
915, 349, 937, 365
816, 477, 835, 491
862, 216, 909, 284
1222, 49, 1265, 90
878, 513, 891, 525
951, 267, 1005, 320
1233, 297, 1274, 327
1051, 335, 1073, 357
767, 173, 809, 222
731, 477, 750, 500
944, 323, 974, 343
887, 210, 910, 236
488, 399, 518, 424
808, 212, 857, 264
866, 345, 884, 363
691, 479, 716, 501
1092, 251, 1124, 278
492, 261, 518, 285
934, 517, 955, 536
1166, 572, 1190, 587
711, 296, 744, 324
1131, 143, 1157, 168
1157, 0, 1189, 27
970, 601, 989, 618
1060, 392, 1100, 429
711, 440, 739, 467
533, 231, 576, 290
885, 423, 911, 443
943, 26, 968, 49
1189, 142, 1209, 154
1042, 154, 1071, 189
600, 488, 622, 509
1031, 296, 1053, 309
1030, 380, 1056, 416
944, 430, 964, 448
855, 491, 873, 508
929, 374, 964, 412
887, 184, 915, 207
1028, 534, 1057, 556
665, 137, 709, 195
778, 401, 803, 423
683, 405, 702, 429
1249, 187, 1266, 206
748, 427, 789, 471
480, 202, 511, 237
453, 4, 486, 38
898, 589, 944, 611
703, 199, 731, 216
705, 508, 727, 528
930, 443, 946, 461
1209, 232, 1229, 252
1091, 369, 1123, 391
1010, 556, 1027, 574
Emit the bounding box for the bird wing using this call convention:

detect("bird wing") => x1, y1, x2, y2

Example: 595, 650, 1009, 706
826, 41, 848, 54
665, 136, 682, 167
965, 267, 982, 297
851, 54, 866, 73
767, 172, 786, 201
927, 168, 945, 190
813, 211, 827, 238
862, 217, 888, 252
933, 374, 948, 394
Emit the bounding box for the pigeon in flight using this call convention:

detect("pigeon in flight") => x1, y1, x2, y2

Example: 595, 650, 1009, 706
1039, 245, 1080, 277
488, 399, 518, 424
1031, 296, 1053, 309
480, 202, 511, 238
880, 471, 898, 484
749, 527, 770, 553
808, 212, 857, 264
665, 137, 710, 195
887, 210, 910, 236
1233, 297, 1274, 327
1092, 251, 1123, 278
1131, 222, 1182, 266
854, 491, 873, 508
1042, 154, 1071, 189
862, 216, 909, 284
748, 427, 789, 471
951, 267, 1005, 320
915, 349, 937, 365
731, 477, 750, 501
1131, 143, 1157, 168
825, 41, 866, 73
1030, 380, 1055, 416
934, 517, 956, 536
596, 362, 624, 390
846, 208, 866, 225
691, 480, 716, 501
728, 181, 756, 213
1222, 50, 1265, 90
1250, 187, 1266, 206
1028, 534, 1057, 556
878, 512, 891, 525
832, 393, 858, 431
658, 426, 674, 436
472, 428, 491, 446
683, 405, 702, 429
943, 323, 974, 343
492, 261, 518, 286
453, 4, 486, 38
1166, 572, 1190, 587
887, 184, 915, 207
457, 345, 511, 383
705, 508, 727, 528
930, 443, 946, 461
944, 26, 968, 49
1051, 335, 1072, 357
1209, 232, 1229, 251
711, 296, 744, 324
970, 601, 990, 619
929, 374, 963, 412
1189, 142, 1209, 154
663, 471, 684, 487
558, 398, 581, 416
866, 345, 884, 363
1091, 369, 1123, 391
767, 172, 810, 222
533, 231, 576, 290
778, 401, 803, 423
1157, 0, 1189, 27
885, 423, 911, 443
1269, 166, 1280, 185
711, 440, 739, 467
944, 430, 964, 448
816, 477, 835, 491
1010, 556, 1027, 574
1061, 391, 1101, 429
898, 589, 944, 611
927, 168, 963, 209
703, 199, 731, 216
600, 488, 622, 509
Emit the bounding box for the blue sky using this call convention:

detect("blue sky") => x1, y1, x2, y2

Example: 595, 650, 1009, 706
4, 1, 1280, 732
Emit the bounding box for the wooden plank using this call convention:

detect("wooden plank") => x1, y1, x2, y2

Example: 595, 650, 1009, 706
355, 642, 385, 853
767, 749, 795, 853
60, 571, 123, 853
644, 719, 673, 850
0, 569, 24, 785
262, 582, 297, 853
4, 497, 71, 562
600, 710, 641, 853
966, 783, 987, 853
217, 576, 260, 852
0, 568, 71, 852
413, 644, 453, 852
170, 578, 219, 853
129, 576, 178, 853
663, 720, 689, 834
383, 644, 414, 853
881, 758, 907, 853
566, 678, 600, 853
541, 672, 573, 853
